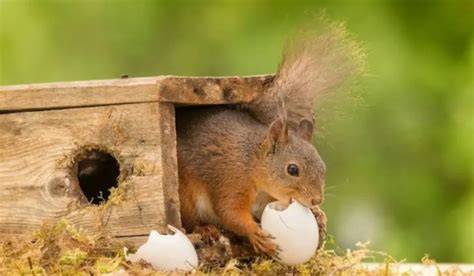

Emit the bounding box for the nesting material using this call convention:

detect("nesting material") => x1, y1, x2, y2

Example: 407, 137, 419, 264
261, 200, 319, 265
125, 226, 198, 271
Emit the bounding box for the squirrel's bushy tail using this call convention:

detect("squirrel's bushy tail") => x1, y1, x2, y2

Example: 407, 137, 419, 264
246, 16, 366, 137
277, 18, 366, 131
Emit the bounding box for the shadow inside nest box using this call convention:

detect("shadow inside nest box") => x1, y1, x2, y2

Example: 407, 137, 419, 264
76, 149, 120, 205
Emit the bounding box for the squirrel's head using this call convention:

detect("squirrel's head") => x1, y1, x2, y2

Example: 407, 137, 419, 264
255, 117, 325, 208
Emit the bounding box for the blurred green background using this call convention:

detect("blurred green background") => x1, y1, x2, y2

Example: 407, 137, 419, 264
0, 0, 472, 263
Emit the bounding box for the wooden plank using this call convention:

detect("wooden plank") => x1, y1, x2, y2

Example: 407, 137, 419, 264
158, 103, 181, 227
362, 263, 474, 274
0, 77, 163, 112
0, 75, 274, 112
0, 102, 177, 239
158, 75, 274, 105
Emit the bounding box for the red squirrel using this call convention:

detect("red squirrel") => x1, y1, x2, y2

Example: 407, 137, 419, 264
176, 19, 365, 256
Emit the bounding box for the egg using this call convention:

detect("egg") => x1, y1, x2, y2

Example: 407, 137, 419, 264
125, 225, 198, 271
261, 200, 319, 266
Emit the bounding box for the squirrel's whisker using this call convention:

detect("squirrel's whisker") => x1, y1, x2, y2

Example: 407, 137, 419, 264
324, 185, 340, 191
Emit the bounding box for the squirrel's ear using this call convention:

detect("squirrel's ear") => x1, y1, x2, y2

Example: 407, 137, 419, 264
298, 119, 314, 142
269, 117, 288, 143
262, 117, 289, 154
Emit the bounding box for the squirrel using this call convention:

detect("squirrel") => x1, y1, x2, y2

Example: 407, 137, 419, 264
176, 19, 365, 256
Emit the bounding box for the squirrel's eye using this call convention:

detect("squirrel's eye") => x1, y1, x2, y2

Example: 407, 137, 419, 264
287, 163, 299, 177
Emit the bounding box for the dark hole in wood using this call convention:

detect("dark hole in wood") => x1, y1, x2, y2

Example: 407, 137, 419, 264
77, 149, 120, 204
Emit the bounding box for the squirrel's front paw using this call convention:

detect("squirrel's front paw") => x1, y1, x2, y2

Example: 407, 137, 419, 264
310, 205, 327, 249
248, 228, 280, 257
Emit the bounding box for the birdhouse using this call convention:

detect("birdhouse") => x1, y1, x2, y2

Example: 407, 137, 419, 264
0, 75, 273, 245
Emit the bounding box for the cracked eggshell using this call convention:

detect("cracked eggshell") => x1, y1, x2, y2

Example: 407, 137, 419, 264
125, 225, 198, 271
261, 200, 319, 266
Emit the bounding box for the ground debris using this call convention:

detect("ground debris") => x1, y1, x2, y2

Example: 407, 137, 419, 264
1, 220, 468, 275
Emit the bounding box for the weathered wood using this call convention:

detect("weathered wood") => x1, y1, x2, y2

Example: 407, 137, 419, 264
0, 77, 162, 112
158, 103, 181, 227
363, 263, 474, 274
0, 102, 178, 240
0, 75, 274, 112
158, 75, 274, 105
0, 74, 274, 244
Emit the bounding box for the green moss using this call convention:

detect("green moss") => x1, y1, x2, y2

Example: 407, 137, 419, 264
0, 219, 446, 275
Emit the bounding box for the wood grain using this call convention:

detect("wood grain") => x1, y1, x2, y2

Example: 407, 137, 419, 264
0, 75, 274, 112
0, 102, 177, 241
0, 74, 275, 243
0, 77, 162, 112
158, 103, 181, 227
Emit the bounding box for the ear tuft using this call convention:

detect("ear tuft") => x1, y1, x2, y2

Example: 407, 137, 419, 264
298, 119, 314, 142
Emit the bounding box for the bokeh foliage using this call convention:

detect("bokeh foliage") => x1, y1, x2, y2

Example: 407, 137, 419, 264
0, 0, 472, 262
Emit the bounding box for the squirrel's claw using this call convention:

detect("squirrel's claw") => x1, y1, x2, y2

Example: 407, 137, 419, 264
310, 205, 327, 249
248, 228, 280, 257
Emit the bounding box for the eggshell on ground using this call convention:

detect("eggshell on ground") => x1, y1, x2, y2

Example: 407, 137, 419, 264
126, 225, 198, 271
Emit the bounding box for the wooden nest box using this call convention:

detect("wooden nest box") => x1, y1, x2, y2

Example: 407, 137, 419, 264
0, 75, 273, 244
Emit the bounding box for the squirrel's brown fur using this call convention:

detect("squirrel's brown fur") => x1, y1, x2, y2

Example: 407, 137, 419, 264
177, 18, 364, 256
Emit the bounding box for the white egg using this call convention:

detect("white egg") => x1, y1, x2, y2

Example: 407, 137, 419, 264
126, 225, 198, 271
261, 200, 319, 266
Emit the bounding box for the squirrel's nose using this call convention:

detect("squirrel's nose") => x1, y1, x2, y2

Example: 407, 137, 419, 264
311, 198, 322, 206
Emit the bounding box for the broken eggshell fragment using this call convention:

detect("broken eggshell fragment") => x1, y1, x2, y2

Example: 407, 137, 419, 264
125, 225, 198, 271
261, 200, 319, 266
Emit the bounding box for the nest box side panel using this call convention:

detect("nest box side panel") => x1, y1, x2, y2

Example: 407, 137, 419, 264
0, 102, 180, 240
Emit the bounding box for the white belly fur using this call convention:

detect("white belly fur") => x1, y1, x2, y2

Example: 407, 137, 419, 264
195, 193, 220, 225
